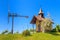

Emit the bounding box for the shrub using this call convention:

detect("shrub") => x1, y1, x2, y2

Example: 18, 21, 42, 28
55, 25, 60, 32
22, 30, 30, 36
8, 32, 12, 34
15, 31, 19, 34
1, 30, 8, 34
51, 28, 56, 32
51, 24, 60, 32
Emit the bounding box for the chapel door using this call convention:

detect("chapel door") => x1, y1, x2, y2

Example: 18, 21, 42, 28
38, 24, 40, 32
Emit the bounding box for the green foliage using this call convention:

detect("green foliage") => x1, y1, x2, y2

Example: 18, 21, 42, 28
41, 18, 53, 32
55, 25, 60, 32
56, 26, 59, 32
51, 28, 56, 32
14, 31, 19, 34
15, 31, 19, 34
0, 33, 60, 40
30, 29, 36, 33
51, 24, 60, 32
8, 32, 12, 34
22, 30, 31, 36
1, 30, 8, 34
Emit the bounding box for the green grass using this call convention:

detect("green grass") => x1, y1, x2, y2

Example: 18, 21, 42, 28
0, 33, 60, 40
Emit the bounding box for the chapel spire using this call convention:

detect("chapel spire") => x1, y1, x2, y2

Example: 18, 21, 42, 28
38, 8, 43, 15
38, 8, 44, 18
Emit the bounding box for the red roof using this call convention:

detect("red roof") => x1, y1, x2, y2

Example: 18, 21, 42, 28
30, 15, 44, 24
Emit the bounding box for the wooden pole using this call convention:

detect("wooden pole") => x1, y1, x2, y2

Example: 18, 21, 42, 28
11, 16, 14, 34
32, 24, 34, 33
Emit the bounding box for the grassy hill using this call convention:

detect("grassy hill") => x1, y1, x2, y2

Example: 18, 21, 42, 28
0, 33, 60, 40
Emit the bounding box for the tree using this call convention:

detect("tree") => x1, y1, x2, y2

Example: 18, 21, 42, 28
51, 24, 60, 32
41, 18, 53, 32
30, 29, 36, 33
55, 24, 60, 32
1, 30, 8, 34
22, 30, 31, 36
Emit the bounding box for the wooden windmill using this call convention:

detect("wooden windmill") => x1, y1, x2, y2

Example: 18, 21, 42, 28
8, 5, 28, 34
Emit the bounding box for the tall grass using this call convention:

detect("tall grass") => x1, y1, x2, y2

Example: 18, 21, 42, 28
0, 33, 60, 40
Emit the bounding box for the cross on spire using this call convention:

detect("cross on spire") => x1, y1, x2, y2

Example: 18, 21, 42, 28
39, 8, 43, 15
38, 8, 44, 18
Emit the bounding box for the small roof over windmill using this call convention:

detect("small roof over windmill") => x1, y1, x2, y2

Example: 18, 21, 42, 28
30, 8, 44, 24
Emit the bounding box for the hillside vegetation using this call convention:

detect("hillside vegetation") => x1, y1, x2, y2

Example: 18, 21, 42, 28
0, 33, 60, 40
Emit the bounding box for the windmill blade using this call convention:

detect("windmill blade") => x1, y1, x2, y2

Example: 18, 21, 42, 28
8, 3, 10, 23
13, 14, 29, 18
19, 16, 29, 18
8, 12, 10, 23
8, 13, 9, 23
8, 17, 9, 23
16, 15, 29, 18
25, 16, 28, 18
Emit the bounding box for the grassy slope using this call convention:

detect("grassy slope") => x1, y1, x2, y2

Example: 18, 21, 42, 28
0, 33, 60, 40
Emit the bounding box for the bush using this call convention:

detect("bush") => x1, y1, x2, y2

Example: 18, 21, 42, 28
51, 24, 60, 32
51, 28, 56, 32
1, 30, 8, 34
8, 32, 12, 34
22, 30, 31, 36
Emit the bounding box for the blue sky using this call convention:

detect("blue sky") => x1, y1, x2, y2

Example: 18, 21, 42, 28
0, 0, 60, 33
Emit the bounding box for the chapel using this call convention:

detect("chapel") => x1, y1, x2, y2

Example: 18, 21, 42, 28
30, 8, 45, 32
